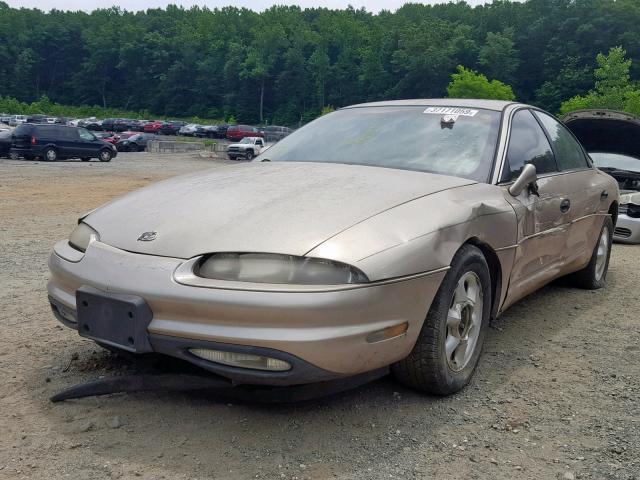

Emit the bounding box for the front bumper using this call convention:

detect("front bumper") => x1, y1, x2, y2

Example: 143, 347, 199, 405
613, 213, 640, 244
48, 240, 445, 386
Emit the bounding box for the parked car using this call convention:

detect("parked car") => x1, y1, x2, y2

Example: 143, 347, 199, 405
47, 99, 619, 396
11, 124, 117, 162
226, 124, 263, 141
159, 121, 187, 135
115, 133, 155, 152
563, 109, 640, 243
101, 118, 118, 131
227, 136, 267, 160
195, 125, 218, 138
261, 125, 293, 142
215, 124, 230, 139
144, 120, 165, 134
178, 124, 200, 136
26, 114, 47, 124
113, 119, 136, 132
9, 115, 27, 126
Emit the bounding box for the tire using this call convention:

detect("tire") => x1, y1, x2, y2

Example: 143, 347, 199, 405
24, 155, 34, 160
392, 244, 491, 395
568, 216, 613, 289
245, 149, 255, 160
228, 155, 236, 160
98, 149, 112, 162
43, 147, 58, 162
81, 158, 91, 162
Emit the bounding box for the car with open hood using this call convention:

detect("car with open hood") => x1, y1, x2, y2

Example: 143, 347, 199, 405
48, 99, 618, 395
563, 109, 640, 243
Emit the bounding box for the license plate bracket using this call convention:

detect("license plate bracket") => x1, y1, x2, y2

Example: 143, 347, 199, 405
76, 286, 153, 353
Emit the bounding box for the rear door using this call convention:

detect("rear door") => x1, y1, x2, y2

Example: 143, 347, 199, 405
501, 109, 571, 305
533, 110, 609, 266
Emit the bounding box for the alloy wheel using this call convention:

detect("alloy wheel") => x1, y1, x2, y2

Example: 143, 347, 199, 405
445, 271, 483, 372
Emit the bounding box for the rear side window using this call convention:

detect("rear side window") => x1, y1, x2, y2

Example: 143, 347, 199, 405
14, 124, 34, 135
533, 111, 590, 171
503, 109, 557, 182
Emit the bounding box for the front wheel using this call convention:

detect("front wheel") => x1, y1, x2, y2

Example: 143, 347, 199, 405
98, 149, 113, 162
245, 149, 255, 160
392, 244, 491, 395
568, 216, 613, 289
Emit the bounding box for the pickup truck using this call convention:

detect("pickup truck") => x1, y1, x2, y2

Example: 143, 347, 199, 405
226, 136, 268, 160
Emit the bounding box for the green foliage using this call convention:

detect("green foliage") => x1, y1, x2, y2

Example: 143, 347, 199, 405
560, 47, 640, 116
0, 95, 222, 124
446, 66, 516, 101
0, 2, 639, 123
321, 105, 335, 115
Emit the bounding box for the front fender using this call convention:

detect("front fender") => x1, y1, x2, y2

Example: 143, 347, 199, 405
307, 183, 518, 281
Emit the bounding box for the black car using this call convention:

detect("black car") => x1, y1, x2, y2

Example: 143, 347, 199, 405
101, 118, 117, 131
195, 125, 218, 138
115, 133, 155, 152
11, 124, 117, 162
159, 121, 187, 135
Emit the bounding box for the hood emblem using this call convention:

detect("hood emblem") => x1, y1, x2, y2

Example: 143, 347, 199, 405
137, 231, 157, 242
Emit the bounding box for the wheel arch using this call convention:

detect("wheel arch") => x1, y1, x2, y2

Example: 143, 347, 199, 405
462, 237, 502, 321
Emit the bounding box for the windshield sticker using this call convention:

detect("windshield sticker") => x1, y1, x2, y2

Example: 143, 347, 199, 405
423, 107, 478, 117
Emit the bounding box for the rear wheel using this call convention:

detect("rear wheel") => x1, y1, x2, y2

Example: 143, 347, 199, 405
99, 149, 112, 162
43, 147, 58, 162
568, 216, 613, 289
392, 244, 491, 395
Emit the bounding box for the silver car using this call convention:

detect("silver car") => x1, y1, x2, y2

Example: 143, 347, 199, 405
48, 99, 619, 395
563, 109, 640, 243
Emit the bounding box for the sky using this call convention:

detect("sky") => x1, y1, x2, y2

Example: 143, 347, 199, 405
6, 0, 491, 13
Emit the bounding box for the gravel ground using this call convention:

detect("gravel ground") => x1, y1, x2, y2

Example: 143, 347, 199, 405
0, 153, 638, 480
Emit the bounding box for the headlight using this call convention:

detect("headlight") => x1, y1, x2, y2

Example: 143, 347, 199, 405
197, 253, 369, 285
626, 203, 640, 218
68, 222, 99, 252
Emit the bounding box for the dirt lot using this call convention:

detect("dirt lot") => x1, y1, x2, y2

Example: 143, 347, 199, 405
0, 153, 638, 480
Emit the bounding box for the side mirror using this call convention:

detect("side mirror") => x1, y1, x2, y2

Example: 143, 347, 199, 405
508, 163, 538, 196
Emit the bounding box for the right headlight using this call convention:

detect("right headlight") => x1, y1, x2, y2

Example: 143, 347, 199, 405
626, 203, 640, 218
197, 253, 369, 285
68, 222, 99, 252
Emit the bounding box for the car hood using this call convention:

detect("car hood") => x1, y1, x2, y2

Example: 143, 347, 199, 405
563, 109, 640, 159
85, 162, 475, 259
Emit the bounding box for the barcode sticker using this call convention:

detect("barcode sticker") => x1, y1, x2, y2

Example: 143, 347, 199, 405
423, 107, 478, 117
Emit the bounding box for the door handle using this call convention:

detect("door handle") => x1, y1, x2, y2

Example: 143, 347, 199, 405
560, 198, 571, 213
601, 190, 609, 200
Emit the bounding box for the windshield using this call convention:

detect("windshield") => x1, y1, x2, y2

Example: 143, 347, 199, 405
590, 152, 640, 173
258, 106, 502, 182
240, 138, 254, 144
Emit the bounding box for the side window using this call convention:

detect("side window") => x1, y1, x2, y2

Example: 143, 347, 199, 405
78, 128, 94, 141
503, 109, 557, 182
533, 111, 589, 171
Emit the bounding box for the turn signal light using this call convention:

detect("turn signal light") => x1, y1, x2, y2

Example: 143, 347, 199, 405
366, 322, 409, 343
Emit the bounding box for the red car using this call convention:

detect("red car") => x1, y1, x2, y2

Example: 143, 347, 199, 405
225, 125, 264, 142
144, 121, 165, 134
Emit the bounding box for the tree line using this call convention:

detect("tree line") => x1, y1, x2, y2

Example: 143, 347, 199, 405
0, 0, 639, 125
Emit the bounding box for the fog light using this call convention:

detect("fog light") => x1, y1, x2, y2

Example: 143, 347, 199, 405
189, 348, 291, 372
366, 322, 408, 343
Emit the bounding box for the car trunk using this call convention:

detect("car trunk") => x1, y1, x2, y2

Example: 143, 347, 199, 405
562, 109, 640, 159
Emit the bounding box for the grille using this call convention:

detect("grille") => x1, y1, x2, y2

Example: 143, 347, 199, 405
614, 227, 632, 238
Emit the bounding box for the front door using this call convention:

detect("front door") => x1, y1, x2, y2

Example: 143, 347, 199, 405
500, 109, 572, 308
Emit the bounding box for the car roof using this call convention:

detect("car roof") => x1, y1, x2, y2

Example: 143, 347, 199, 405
345, 98, 519, 112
